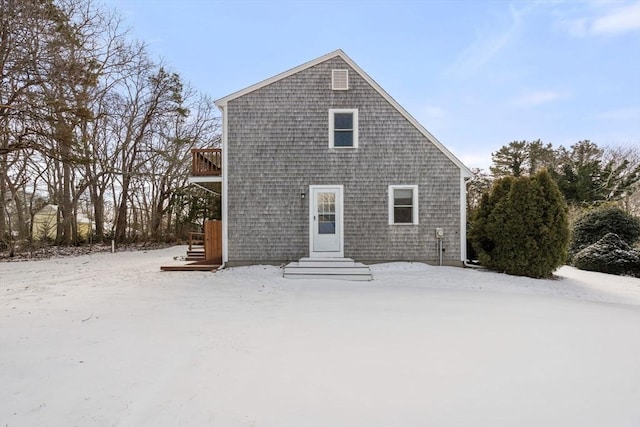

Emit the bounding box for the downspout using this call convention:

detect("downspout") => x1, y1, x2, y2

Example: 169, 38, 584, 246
460, 174, 469, 266
462, 175, 484, 270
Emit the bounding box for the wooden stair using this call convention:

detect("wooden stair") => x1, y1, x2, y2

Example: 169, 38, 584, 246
185, 249, 205, 261
160, 263, 219, 272
161, 220, 222, 272
283, 257, 372, 281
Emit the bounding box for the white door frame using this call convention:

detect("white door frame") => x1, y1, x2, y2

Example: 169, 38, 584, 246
309, 185, 344, 258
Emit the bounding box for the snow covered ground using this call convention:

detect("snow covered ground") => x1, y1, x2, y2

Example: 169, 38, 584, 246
1, 245, 639, 427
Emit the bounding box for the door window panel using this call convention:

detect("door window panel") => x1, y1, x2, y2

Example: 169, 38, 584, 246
318, 192, 336, 234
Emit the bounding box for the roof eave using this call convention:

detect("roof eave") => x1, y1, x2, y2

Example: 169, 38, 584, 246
215, 49, 346, 108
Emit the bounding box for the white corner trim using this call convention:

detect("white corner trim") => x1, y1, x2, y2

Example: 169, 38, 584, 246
388, 185, 419, 225
460, 174, 468, 262
221, 106, 229, 264
328, 109, 358, 148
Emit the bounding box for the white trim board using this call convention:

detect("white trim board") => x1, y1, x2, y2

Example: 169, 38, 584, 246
329, 108, 358, 149
388, 185, 419, 225
188, 176, 222, 184
221, 105, 229, 264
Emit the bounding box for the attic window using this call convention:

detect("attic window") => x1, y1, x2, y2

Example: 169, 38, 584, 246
332, 69, 349, 90
329, 109, 358, 148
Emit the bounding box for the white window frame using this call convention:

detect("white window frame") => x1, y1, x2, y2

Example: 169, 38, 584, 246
332, 69, 349, 90
388, 185, 419, 225
329, 109, 358, 149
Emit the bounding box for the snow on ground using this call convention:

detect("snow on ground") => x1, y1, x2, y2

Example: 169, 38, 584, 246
1, 245, 639, 427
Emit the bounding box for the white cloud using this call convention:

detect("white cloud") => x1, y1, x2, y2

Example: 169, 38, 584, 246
448, 2, 539, 77
511, 90, 566, 107
596, 107, 640, 120
422, 105, 448, 120
591, 1, 640, 35
559, 1, 640, 36
562, 17, 589, 37
459, 152, 493, 170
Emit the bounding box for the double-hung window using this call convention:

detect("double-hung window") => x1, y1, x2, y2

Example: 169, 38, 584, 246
388, 185, 419, 224
329, 109, 358, 148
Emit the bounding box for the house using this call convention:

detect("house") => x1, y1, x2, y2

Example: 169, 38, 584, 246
31, 204, 92, 241
190, 50, 472, 275
32, 204, 58, 241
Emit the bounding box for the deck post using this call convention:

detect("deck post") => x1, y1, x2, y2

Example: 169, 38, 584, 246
204, 220, 222, 264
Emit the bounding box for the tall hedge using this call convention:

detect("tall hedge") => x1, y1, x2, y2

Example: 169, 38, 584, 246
470, 169, 569, 278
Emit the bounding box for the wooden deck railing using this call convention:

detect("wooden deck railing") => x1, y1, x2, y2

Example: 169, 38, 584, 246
188, 232, 205, 251
192, 148, 222, 176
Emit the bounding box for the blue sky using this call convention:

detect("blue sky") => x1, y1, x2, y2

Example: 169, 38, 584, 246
104, 0, 640, 169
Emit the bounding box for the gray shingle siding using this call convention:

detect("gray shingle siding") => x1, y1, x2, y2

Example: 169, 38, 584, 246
226, 57, 463, 265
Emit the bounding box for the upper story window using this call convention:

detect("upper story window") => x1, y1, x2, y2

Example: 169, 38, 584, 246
329, 109, 358, 148
388, 185, 419, 225
332, 69, 349, 90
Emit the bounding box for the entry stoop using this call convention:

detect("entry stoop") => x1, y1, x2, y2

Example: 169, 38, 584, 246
283, 257, 372, 281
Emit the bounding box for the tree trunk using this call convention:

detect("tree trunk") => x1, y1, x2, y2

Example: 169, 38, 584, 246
0, 156, 8, 247
61, 159, 73, 245
93, 192, 105, 242
115, 174, 130, 243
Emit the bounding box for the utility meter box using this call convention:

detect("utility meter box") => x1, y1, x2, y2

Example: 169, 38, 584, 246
435, 228, 444, 239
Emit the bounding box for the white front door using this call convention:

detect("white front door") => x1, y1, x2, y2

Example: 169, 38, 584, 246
310, 185, 343, 257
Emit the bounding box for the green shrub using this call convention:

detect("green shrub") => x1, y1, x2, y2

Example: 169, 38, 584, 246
470, 169, 569, 278
569, 206, 640, 260
573, 233, 640, 277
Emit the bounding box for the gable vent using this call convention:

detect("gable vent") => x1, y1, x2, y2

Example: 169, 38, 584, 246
332, 69, 349, 90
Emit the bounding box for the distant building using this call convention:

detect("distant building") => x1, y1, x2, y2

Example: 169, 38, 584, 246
32, 205, 92, 241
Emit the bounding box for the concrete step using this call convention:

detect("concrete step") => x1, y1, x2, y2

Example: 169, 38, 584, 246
297, 257, 355, 263
283, 258, 372, 281
285, 266, 371, 275
296, 258, 357, 268
284, 273, 372, 281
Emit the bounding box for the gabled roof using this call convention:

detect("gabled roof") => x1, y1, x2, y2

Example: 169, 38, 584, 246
215, 50, 472, 177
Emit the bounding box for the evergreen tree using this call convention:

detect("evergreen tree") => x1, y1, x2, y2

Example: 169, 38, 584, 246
490, 141, 528, 177
553, 141, 640, 206
470, 170, 569, 278
469, 176, 514, 264
490, 140, 555, 178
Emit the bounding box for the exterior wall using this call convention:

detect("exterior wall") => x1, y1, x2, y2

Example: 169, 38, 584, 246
226, 57, 463, 265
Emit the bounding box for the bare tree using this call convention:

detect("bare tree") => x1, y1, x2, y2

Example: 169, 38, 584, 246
110, 60, 185, 243
603, 145, 640, 215
1, 0, 221, 252
144, 90, 220, 240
